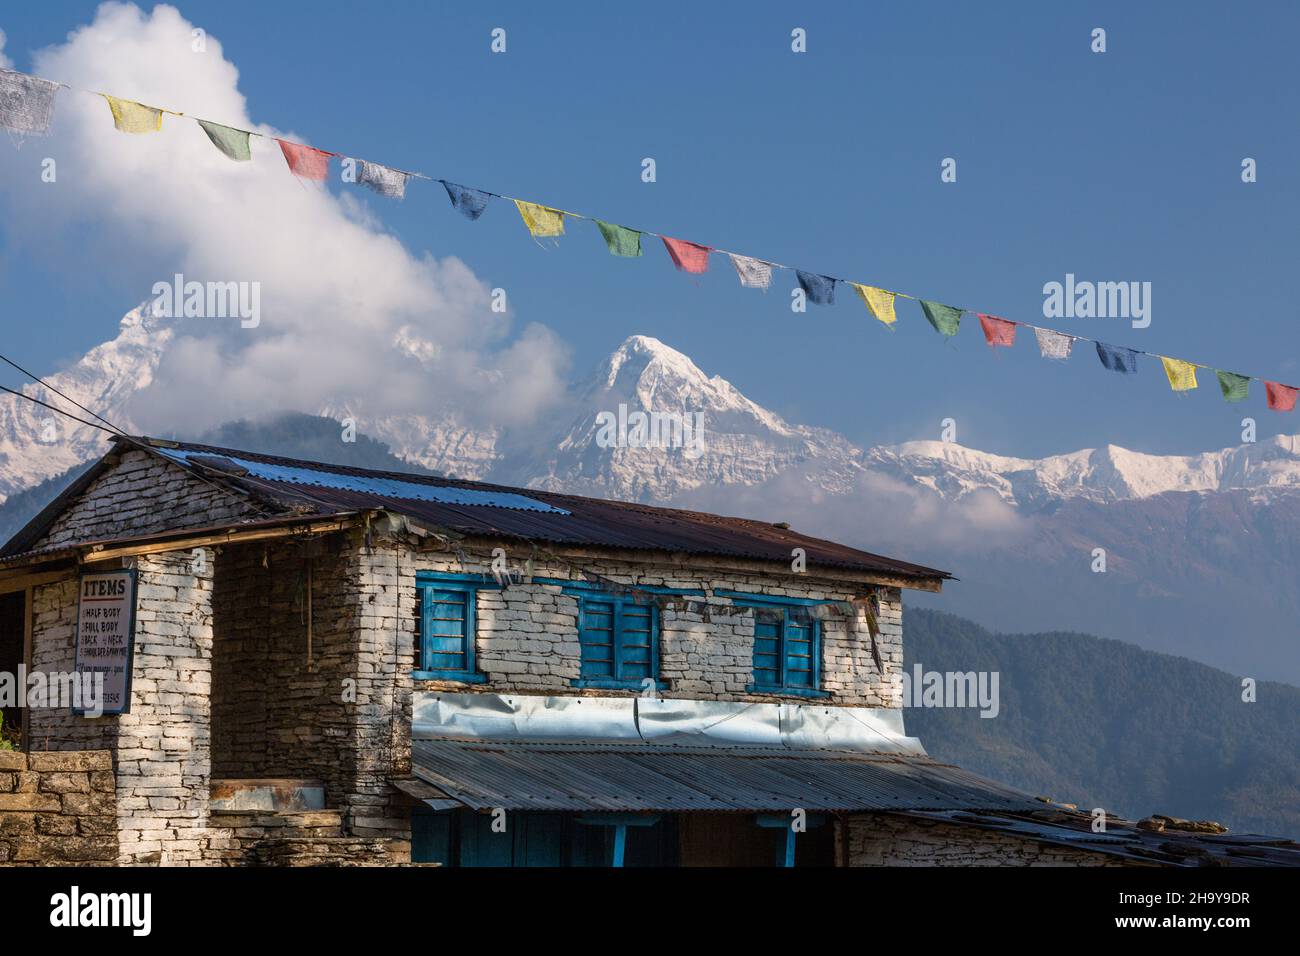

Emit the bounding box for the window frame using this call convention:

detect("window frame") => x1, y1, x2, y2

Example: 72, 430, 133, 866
717, 590, 831, 699
573, 592, 662, 690
412, 572, 502, 683
534, 578, 703, 692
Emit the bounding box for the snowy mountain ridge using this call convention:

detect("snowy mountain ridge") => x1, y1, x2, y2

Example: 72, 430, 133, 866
2, 306, 1299, 512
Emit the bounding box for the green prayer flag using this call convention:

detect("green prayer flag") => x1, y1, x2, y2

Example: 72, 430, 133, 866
595, 220, 642, 257
919, 300, 963, 338
1216, 369, 1250, 402
197, 118, 252, 162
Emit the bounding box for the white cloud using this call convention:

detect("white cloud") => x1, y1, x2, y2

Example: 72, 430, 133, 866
671, 465, 1029, 564
0, 29, 12, 69
0, 3, 569, 433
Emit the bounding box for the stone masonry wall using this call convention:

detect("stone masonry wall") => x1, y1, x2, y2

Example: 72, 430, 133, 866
36, 448, 259, 551
395, 539, 904, 708
210, 537, 357, 802
0, 750, 118, 865
27, 551, 215, 865
209, 531, 411, 844
348, 537, 413, 841
842, 813, 1130, 866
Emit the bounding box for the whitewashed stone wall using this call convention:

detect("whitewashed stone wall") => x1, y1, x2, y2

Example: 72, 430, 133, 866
27, 551, 215, 865
841, 813, 1131, 867
395, 542, 905, 708
36, 448, 257, 551
348, 538, 414, 839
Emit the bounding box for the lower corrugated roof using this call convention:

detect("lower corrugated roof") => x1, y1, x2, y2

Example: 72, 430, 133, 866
898, 809, 1300, 867
410, 737, 1041, 813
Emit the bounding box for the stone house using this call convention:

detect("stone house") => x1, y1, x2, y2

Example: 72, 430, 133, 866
0, 436, 1294, 867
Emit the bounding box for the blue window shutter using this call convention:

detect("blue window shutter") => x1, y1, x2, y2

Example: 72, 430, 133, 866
414, 574, 490, 681
784, 617, 815, 689
423, 587, 470, 672
753, 611, 782, 688
619, 602, 654, 680
575, 593, 661, 688
579, 598, 617, 678
743, 600, 826, 696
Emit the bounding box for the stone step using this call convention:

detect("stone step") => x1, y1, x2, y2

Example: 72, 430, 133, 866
208, 809, 347, 839
251, 837, 409, 867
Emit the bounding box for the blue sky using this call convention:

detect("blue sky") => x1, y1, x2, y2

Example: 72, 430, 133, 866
1, 1, 1297, 457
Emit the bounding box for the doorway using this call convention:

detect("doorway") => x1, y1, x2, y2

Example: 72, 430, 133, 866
0, 590, 27, 749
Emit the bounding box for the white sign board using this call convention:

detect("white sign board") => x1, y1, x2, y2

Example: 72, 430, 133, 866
73, 569, 137, 716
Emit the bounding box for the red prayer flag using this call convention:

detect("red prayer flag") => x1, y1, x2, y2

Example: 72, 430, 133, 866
1265, 381, 1298, 412
661, 236, 711, 274
277, 139, 333, 181
978, 314, 1017, 348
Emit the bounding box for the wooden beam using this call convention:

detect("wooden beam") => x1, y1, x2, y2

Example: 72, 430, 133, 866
0, 568, 74, 594
78, 519, 354, 562
305, 557, 314, 673
450, 536, 947, 593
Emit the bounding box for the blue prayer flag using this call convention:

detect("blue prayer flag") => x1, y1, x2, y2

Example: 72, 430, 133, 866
1095, 342, 1139, 373
442, 181, 491, 220
796, 270, 836, 305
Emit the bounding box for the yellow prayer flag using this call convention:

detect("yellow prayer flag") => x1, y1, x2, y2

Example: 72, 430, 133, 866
514, 200, 565, 238
851, 284, 897, 326
104, 94, 163, 134
1161, 356, 1199, 392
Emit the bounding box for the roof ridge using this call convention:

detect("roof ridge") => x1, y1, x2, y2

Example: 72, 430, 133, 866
89, 435, 953, 582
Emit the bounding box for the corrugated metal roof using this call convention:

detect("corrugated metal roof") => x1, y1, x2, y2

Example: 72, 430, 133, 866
900, 809, 1300, 867
128, 438, 950, 582
409, 737, 1041, 813
158, 449, 570, 514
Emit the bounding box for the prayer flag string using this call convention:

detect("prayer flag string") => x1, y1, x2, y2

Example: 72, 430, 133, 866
1, 65, 1293, 411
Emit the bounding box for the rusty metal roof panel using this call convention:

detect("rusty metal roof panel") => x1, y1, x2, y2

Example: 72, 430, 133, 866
898, 809, 1300, 867
409, 737, 1041, 813
136, 439, 949, 581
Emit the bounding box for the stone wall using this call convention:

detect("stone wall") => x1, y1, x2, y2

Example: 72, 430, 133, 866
36, 448, 258, 551
210, 538, 357, 801
27, 551, 214, 865
203, 809, 408, 866
0, 750, 118, 865
397, 540, 904, 708
348, 539, 414, 840
209, 531, 411, 843
841, 813, 1131, 866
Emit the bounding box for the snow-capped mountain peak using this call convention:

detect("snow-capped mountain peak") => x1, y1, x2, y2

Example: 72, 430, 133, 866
517, 335, 862, 500
0, 303, 166, 500
868, 434, 1300, 511
5, 308, 1300, 517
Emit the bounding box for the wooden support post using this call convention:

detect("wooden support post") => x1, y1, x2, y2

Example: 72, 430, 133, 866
611, 824, 627, 868
305, 558, 314, 673
21, 586, 32, 752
